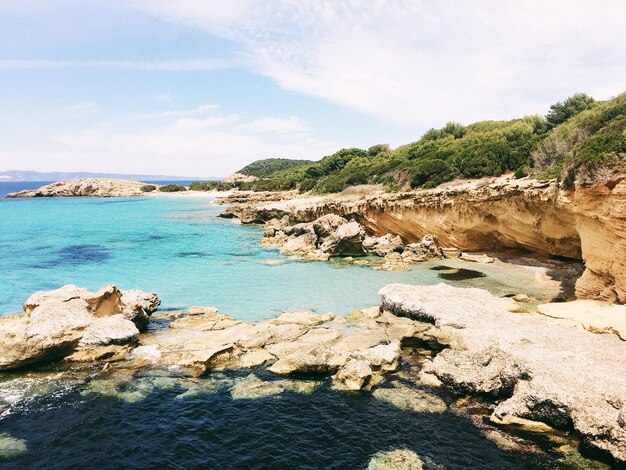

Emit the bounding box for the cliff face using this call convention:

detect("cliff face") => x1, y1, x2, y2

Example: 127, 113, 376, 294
221, 177, 626, 303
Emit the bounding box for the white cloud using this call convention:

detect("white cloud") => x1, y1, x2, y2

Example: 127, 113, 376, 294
134, 0, 626, 127
43, 105, 339, 176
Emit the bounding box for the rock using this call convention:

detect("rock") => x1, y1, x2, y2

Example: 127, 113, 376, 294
79, 315, 139, 346
380, 283, 626, 462
66, 345, 133, 363
353, 340, 401, 371
265, 216, 291, 230
459, 252, 495, 263
81, 374, 178, 403
363, 234, 404, 256
368, 449, 445, 470
280, 232, 318, 255
0, 433, 28, 460
400, 235, 443, 263
372, 382, 447, 413
120, 289, 160, 330
283, 222, 315, 237
320, 221, 366, 256
218, 177, 626, 304
377, 252, 411, 271
367, 449, 425, 470
441, 248, 461, 259
169, 311, 241, 331
221, 172, 259, 184
537, 300, 626, 340
270, 311, 335, 327
268, 346, 335, 375
332, 359, 373, 390
312, 214, 348, 238
188, 306, 220, 316
229, 374, 320, 400
0, 285, 158, 371
6, 178, 151, 198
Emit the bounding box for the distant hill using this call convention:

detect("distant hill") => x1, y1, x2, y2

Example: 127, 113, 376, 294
0, 170, 220, 182
238, 158, 314, 178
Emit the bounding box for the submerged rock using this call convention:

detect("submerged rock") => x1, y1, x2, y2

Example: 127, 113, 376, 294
229, 374, 320, 400
372, 383, 447, 413
368, 449, 445, 470
0, 433, 27, 460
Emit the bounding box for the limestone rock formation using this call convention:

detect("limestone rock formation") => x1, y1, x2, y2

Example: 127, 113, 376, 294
320, 221, 366, 256
219, 176, 626, 304
5, 178, 152, 198
0, 285, 159, 370
363, 234, 404, 256
380, 283, 626, 462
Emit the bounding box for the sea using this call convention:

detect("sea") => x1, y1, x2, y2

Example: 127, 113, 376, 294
0, 181, 589, 468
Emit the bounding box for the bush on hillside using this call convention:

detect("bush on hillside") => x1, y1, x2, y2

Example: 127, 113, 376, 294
546, 93, 596, 127
140, 184, 156, 192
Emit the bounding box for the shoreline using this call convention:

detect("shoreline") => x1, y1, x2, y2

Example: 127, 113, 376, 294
2, 176, 625, 464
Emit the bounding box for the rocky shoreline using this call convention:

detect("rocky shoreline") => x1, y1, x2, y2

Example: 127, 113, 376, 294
0, 282, 624, 464
219, 175, 626, 304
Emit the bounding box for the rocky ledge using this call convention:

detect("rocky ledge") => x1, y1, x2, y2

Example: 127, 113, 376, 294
5, 178, 153, 198
380, 283, 626, 462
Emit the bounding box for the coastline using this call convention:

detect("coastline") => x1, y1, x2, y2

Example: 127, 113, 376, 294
2, 176, 626, 465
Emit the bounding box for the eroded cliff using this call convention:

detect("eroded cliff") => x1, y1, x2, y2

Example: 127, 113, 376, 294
220, 176, 626, 303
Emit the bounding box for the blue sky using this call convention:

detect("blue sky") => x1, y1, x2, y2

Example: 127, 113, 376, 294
1, 1, 625, 177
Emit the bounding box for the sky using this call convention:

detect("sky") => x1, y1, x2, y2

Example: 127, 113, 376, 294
0, 1, 625, 178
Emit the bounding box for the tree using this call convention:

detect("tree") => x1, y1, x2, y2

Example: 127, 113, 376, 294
546, 93, 596, 126
367, 144, 390, 157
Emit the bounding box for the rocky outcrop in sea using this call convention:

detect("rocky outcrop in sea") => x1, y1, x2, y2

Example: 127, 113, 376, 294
5, 178, 153, 198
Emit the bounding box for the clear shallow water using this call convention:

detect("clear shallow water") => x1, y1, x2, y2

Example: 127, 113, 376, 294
0, 190, 549, 320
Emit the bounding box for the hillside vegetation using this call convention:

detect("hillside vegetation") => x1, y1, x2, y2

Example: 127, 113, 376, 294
238, 158, 314, 178
218, 92, 625, 193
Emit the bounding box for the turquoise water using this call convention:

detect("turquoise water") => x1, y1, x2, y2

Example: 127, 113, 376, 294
0, 190, 548, 320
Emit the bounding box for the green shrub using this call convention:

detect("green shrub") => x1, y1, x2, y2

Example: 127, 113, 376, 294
410, 159, 454, 188
140, 184, 156, 192
546, 93, 596, 127
367, 144, 390, 157
514, 167, 529, 178
159, 184, 187, 193
189, 181, 219, 191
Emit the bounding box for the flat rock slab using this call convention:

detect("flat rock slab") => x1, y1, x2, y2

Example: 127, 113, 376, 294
379, 283, 626, 462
